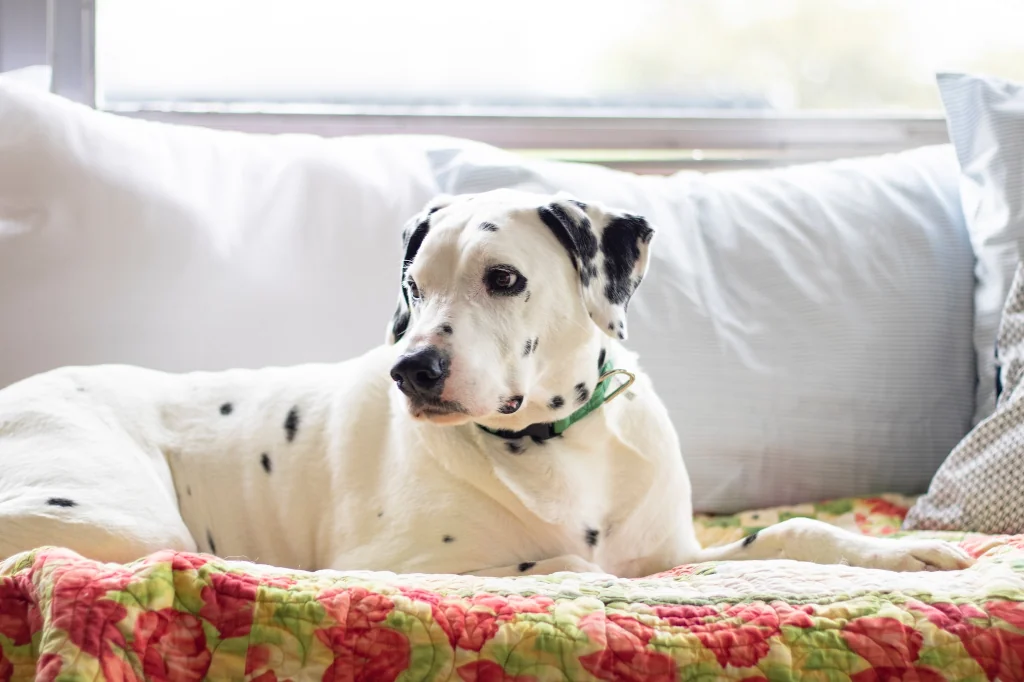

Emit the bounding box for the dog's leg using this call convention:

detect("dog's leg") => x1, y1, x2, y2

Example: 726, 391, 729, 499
463, 554, 612, 578
692, 517, 973, 571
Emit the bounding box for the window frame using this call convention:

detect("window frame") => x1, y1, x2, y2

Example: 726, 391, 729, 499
8, 0, 952, 172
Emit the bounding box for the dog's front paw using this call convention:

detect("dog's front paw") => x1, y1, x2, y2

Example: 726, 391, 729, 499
855, 538, 975, 572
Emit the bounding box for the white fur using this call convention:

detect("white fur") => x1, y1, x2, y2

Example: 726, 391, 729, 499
0, 190, 973, 576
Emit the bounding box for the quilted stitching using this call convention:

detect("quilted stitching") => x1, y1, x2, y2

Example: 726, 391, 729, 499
0, 495, 1021, 681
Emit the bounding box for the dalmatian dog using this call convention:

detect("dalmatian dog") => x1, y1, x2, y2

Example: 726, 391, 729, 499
0, 189, 973, 577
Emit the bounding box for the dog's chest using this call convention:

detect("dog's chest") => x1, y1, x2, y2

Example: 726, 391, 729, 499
448, 426, 645, 569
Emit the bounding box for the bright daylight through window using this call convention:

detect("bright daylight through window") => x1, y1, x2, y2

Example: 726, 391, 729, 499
97, 0, 1024, 114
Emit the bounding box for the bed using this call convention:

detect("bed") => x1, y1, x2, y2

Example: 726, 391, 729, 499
2, 494, 1021, 681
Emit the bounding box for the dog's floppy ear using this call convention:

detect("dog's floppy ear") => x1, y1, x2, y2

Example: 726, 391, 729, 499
537, 193, 654, 340
386, 195, 453, 344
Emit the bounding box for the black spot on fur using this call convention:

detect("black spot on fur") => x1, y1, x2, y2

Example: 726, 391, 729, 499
427, 205, 443, 216
598, 348, 606, 370
498, 396, 523, 414
617, 331, 625, 340
47, 497, 76, 508
532, 338, 539, 353
377, 511, 384, 518
523, 339, 533, 357
538, 204, 598, 285
575, 383, 590, 404
260, 453, 272, 473
743, 532, 759, 547
569, 199, 587, 211
548, 395, 565, 410
442, 534, 455, 543
524, 291, 531, 303
207, 530, 217, 554
440, 324, 454, 336
186, 485, 192, 496
506, 441, 524, 455
585, 528, 599, 547
478, 221, 499, 232
518, 561, 536, 573
600, 214, 652, 305
608, 322, 615, 331
284, 407, 300, 442
219, 402, 233, 416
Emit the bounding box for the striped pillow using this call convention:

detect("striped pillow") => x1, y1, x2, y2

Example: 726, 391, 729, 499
938, 72, 1024, 426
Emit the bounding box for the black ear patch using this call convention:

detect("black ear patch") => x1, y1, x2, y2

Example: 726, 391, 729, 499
600, 215, 653, 305
391, 301, 411, 344
538, 204, 599, 285
390, 216, 433, 342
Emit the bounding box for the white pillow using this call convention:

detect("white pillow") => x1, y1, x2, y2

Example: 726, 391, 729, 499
0, 81, 446, 385
937, 72, 1024, 426
432, 143, 976, 513
0, 83, 977, 513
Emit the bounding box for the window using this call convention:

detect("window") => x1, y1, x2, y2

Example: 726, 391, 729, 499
25, 1, 1024, 170
97, 0, 1024, 113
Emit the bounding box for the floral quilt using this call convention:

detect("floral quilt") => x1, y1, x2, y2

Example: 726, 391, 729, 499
2, 494, 1023, 681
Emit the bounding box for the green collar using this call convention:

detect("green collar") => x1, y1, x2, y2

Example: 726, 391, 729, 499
477, 361, 634, 444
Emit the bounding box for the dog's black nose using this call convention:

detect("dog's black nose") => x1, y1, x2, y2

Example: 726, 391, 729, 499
390, 347, 447, 397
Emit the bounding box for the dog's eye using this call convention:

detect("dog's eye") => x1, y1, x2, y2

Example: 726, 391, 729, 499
406, 278, 421, 302
484, 266, 526, 296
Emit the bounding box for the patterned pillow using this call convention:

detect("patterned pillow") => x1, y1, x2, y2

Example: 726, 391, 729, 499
905, 262, 1024, 533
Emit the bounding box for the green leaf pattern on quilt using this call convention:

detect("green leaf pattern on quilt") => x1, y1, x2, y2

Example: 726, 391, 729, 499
0, 494, 1022, 681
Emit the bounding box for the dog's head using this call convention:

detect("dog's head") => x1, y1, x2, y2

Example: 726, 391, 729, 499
386, 189, 654, 428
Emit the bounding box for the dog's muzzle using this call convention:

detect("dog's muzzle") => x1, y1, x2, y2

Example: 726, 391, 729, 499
390, 347, 448, 400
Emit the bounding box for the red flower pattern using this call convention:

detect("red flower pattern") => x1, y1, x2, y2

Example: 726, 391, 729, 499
198, 570, 259, 640
841, 617, 947, 682
132, 609, 212, 682
578, 612, 676, 682
399, 588, 554, 652
315, 586, 409, 682
0, 576, 32, 648
456, 660, 538, 682
863, 498, 910, 520
7, 530, 1024, 682
34, 653, 62, 682
49, 561, 133, 660
653, 601, 792, 669
907, 599, 1024, 679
